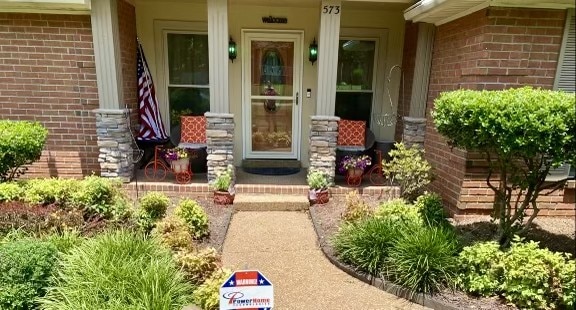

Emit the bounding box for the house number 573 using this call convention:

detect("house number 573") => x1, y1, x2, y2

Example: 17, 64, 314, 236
322, 5, 341, 15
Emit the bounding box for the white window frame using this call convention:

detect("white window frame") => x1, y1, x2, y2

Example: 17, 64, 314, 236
337, 28, 388, 131
153, 20, 208, 133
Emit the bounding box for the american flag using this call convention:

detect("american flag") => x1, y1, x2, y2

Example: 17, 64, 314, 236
137, 42, 168, 141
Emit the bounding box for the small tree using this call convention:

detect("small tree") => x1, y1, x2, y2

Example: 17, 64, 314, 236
0, 121, 48, 181
433, 87, 575, 247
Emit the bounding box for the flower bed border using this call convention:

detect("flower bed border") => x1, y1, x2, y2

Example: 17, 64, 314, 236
308, 207, 459, 310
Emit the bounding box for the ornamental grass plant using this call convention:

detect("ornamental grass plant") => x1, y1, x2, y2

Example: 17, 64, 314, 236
38, 230, 193, 310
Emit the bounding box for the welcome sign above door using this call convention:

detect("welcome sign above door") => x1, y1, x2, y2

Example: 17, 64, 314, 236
262, 16, 288, 24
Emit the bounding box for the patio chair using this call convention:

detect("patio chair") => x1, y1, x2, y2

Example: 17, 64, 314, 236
335, 119, 375, 175
168, 116, 208, 173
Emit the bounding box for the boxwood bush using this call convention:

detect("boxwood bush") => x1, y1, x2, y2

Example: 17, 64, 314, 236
0, 239, 58, 310
457, 238, 575, 309
175, 199, 209, 239
0, 120, 48, 181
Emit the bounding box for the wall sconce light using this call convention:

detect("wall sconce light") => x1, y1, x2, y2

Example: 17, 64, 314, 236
309, 38, 318, 65
229, 37, 237, 62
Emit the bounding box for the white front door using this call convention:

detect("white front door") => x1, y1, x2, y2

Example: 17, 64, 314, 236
242, 30, 303, 159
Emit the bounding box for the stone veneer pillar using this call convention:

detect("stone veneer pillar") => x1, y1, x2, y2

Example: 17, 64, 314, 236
205, 112, 235, 183
402, 116, 426, 149
95, 109, 134, 182
309, 115, 340, 185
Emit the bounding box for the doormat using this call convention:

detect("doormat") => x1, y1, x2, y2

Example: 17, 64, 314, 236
242, 167, 300, 176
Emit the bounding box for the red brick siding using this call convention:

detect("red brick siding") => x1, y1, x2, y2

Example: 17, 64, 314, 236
118, 0, 138, 131
424, 10, 488, 215
395, 21, 419, 141
0, 13, 99, 178
425, 7, 572, 217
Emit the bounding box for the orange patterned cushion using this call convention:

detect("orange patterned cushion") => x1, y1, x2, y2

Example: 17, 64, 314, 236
180, 116, 206, 144
337, 119, 366, 146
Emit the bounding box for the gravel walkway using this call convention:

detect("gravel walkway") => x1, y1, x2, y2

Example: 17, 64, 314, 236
222, 211, 429, 310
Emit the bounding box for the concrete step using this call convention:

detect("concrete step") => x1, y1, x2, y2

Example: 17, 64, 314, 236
234, 194, 309, 211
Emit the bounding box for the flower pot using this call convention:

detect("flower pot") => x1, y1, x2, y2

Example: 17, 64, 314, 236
214, 190, 234, 205
346, 168, 364, 186
347, 168, 364, 178
309, 189, 329, 205
171, 158, 189, 173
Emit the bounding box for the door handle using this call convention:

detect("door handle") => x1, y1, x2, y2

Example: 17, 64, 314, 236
296, 92, 299, 105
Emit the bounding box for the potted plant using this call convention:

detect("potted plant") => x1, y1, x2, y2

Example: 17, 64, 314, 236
339, 155, 372, 186
307, 170, 330, 204
164, 147, 189, 173
210, 165, 235, 205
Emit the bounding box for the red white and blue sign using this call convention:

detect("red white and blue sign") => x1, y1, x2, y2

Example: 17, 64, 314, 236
220, 270, 274, 310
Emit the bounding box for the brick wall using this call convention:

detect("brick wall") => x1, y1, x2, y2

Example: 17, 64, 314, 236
118, 0, 138, 131
425, 7, 573, 216
395, 21, 419, 141
0, 13, 99, 178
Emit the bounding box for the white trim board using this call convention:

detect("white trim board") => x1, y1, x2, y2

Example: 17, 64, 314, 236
0, 0, 91, 14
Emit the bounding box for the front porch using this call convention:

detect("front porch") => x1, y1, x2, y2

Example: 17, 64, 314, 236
125, 168, 400, 199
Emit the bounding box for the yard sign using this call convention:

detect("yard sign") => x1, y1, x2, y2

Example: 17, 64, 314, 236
220, 270, 274, 310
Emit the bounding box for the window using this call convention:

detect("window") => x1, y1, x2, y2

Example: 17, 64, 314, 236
335, 39, 377, 127
166, 33, 210, 127
553, 9, 575, 178
554, 9, 575, 93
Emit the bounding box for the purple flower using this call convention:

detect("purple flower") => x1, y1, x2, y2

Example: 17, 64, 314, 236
338, 155, 372, 173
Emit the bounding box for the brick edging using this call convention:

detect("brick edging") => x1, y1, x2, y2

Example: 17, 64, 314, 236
308, 207, 460, 310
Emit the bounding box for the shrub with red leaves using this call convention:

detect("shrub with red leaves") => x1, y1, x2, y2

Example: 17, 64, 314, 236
0, 202, 84, 234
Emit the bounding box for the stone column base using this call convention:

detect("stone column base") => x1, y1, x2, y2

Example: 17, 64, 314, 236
206, 112, 235, 183
94, 109, 134, 182
402, 117, 426, 149
309, 115, 340, 185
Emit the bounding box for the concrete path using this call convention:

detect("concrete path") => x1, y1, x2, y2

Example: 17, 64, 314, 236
222, 211, 429, 310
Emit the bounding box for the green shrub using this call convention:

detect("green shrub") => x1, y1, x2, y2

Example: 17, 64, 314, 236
192, 268, 231, 310
332, 217, 401, 274
433, 87, 576, 246
139, 191, 170, 220
23, 178, 78, 206
38, 230, 193, 310
375, 198, 422, 225
386, 225, 459, 294
457, 238, 576, 309
175, 199, 209, 239
0, 120, 48, 181
0, 183, 23, 202
153, 217, 194, 251
415, 192, 449, 227
175, 247, 222, 286
500, 238, 573, 309
383, 142, 432, 202
0, 239, 58, 310
341, 191, 373, 223
559, 259, 576, 308
456, 241, 503, 296
70, 176, 128, 219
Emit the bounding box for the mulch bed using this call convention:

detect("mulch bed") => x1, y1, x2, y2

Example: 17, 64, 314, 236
309, 195, 575, 310
166, 198, 234, 252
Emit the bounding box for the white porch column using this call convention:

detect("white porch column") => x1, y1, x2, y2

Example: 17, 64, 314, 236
91, 0, 123, 109
316, 0, 342, 116
409, 23, 435, 118
208, 0, 230, 113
